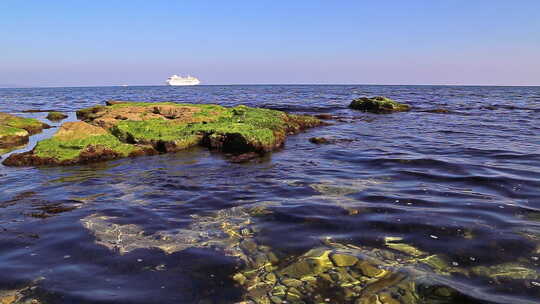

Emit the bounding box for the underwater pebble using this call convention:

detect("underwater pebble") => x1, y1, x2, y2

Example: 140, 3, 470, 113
137, 259, 143, 262
430, 235, 439, 239
469, 257, 476, 261
531, 257, 539, 261
532, 282, 540, 287
452, 262, 459, 266
63, 255, 71, 259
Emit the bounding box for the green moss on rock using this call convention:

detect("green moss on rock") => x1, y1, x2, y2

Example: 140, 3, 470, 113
0, 112, 49, 154
349, 96, 410, 113
46, 111, 68, 121
0, 125, 29, 152
4, 102, 324, 166
0, 112, 49, 134
0, 125, 28, 137
107, 103, 324, 154
34, 134, 136, 161
3, 122, 151, 166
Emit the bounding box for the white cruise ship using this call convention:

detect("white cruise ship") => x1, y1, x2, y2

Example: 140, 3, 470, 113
166, 74, 201, 86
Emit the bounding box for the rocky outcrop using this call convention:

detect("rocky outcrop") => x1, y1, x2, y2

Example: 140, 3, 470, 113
0, 126, 29, 149
46, 111, 68, 121
2, 121, 155, 166
349, 96, 410, 114
0, 112, 50, 135
4, 102, 325, 166
0, 112, 50, 155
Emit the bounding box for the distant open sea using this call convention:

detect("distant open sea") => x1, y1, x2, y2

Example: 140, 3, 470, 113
0, 85, 539, 303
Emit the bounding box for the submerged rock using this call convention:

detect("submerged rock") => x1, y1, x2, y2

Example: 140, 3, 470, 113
228, 152, 260, 163
314, 113, 336, 120
0, 277, 44, 304
80, 198, 536, 304
4, 102, 324, 166
471, 263, 538, 281
233, 237, 470, 304
309, 137, 330, 144
420, 108, 452, 114
384, 236, 426, 257
309, 137, 354, 145
349, 97, 410, 114
0, 112, 50, 155
45, 111, 68, 121
81, 201, 279, 255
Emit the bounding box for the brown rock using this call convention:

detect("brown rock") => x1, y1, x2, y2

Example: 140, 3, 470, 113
105, 100, 128, 106
315, 114, 335, 120
228, 152, 261, 163
330, 253, 358, 267
0, 127, 29, 149
55, 121, 109, 140
309, 137, 330, 144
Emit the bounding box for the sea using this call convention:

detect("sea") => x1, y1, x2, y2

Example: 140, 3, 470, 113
0, 85, 539, 304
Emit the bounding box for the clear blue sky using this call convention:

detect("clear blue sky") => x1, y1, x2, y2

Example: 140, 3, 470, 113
1, 1, 539, 86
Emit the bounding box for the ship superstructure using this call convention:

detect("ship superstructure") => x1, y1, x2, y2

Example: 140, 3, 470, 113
166, 75, 201, 86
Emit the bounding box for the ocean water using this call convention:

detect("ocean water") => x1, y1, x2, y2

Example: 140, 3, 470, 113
0, 85, 539, 304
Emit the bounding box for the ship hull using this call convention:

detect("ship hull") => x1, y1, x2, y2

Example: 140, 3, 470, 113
166, 80, 201, 86
167, 82, 200, 86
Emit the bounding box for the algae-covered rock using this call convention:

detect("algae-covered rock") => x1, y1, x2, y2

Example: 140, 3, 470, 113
349, 97, 410, 114
78, 101, 323, 154
0, 112, 50, 155
0, 278, 44, 304
331, 253, 359, 267
0, 125, 29, 150
0, 112, 50, 134
5, 102, 324, 166
3, 122, 153, 166
0, 144, 26, 157
46, 111, 68, 121
471, 263, 538, 281
384, 236, 425, 257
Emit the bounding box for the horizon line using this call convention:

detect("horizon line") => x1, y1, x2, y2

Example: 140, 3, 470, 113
1, 83, 539, 89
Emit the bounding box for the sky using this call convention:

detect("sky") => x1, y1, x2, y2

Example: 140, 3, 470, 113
0, 1, 539, 87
